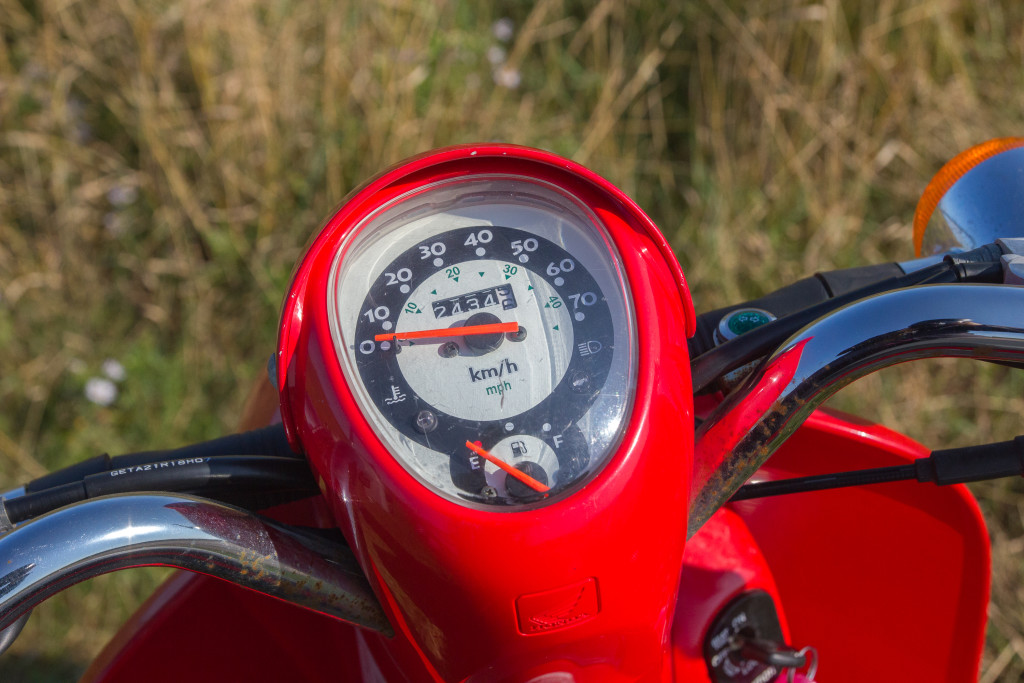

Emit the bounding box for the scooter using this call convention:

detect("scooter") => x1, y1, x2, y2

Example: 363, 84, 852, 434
1, 138, 1023, 682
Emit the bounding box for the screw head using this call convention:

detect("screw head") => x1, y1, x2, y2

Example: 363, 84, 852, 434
570, 371, 591, 393
439, 341, 459, 358
506, 326, 527, 342
414, 410, 438, 433
481, 486, 498, 498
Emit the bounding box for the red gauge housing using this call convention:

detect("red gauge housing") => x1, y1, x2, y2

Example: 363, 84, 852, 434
276, 145, 696, 681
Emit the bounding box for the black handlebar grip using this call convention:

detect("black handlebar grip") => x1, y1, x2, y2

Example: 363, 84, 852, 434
689, 262, 905, 359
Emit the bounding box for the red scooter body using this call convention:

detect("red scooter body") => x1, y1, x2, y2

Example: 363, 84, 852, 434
79, 145, 990, 682
82, 407, 989, 682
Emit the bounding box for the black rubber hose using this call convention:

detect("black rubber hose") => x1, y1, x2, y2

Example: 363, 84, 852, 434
6, 455, 317, 524
111, 423, 301, 467
23, 424, 300, 494
730, 464, 917, 501
23, 454, 111, 494
730, 435, 1024, 501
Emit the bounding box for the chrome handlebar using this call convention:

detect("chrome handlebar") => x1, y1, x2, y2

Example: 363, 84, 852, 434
689, 283, 1024, 536
0, 493, 391, 635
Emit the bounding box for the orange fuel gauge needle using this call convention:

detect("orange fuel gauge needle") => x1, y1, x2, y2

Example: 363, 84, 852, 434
465, 441, 550, 494
375, 322, 518, 343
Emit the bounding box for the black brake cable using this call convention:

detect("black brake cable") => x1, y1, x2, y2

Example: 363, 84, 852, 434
1, 424, 313, 527
21, 423, 300, 495
730, 436, 1024, 502
3, 455, 318, 525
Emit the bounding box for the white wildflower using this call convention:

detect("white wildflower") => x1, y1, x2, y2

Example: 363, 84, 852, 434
493, 66, 521, 90
85, 377, 118, 407
492, 18, 514, 43
102, 358, 126, 382
107, 184, 138, 207
103, 212, 126, 236
487, 46, 507, 65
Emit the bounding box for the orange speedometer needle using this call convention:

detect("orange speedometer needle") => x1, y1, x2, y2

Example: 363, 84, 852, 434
465, 441, 550, 494
375, 322, 519, 343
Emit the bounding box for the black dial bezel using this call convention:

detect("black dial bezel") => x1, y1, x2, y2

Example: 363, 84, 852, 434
353, 226, 614, 501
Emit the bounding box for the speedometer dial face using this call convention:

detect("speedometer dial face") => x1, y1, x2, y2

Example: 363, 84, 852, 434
328, 176, 635, 507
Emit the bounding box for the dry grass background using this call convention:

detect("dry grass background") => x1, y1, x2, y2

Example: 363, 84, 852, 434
1, 0, 1023, 679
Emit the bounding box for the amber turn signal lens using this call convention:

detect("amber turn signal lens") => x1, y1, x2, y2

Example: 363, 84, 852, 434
913, 137, 1024, 256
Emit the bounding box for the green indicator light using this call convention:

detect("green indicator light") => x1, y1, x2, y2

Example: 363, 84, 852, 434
726, 309, 774, 337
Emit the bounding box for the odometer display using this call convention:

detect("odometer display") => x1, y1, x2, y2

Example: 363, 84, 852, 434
432, 284, 517, 319
328, 176, 635, 508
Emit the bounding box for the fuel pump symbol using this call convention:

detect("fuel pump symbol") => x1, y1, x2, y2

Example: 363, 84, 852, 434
510, 441, 528, 458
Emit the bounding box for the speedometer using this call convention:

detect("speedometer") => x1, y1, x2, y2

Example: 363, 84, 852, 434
328, 176, 635, 507
277, 146, 697, 678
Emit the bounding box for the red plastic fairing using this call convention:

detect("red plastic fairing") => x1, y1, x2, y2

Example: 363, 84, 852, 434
277, 145, 696, 681
671, 507, 790, 681
82, 572, 365, 683
734, 408, 990, 682
86, 407, 988, 682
